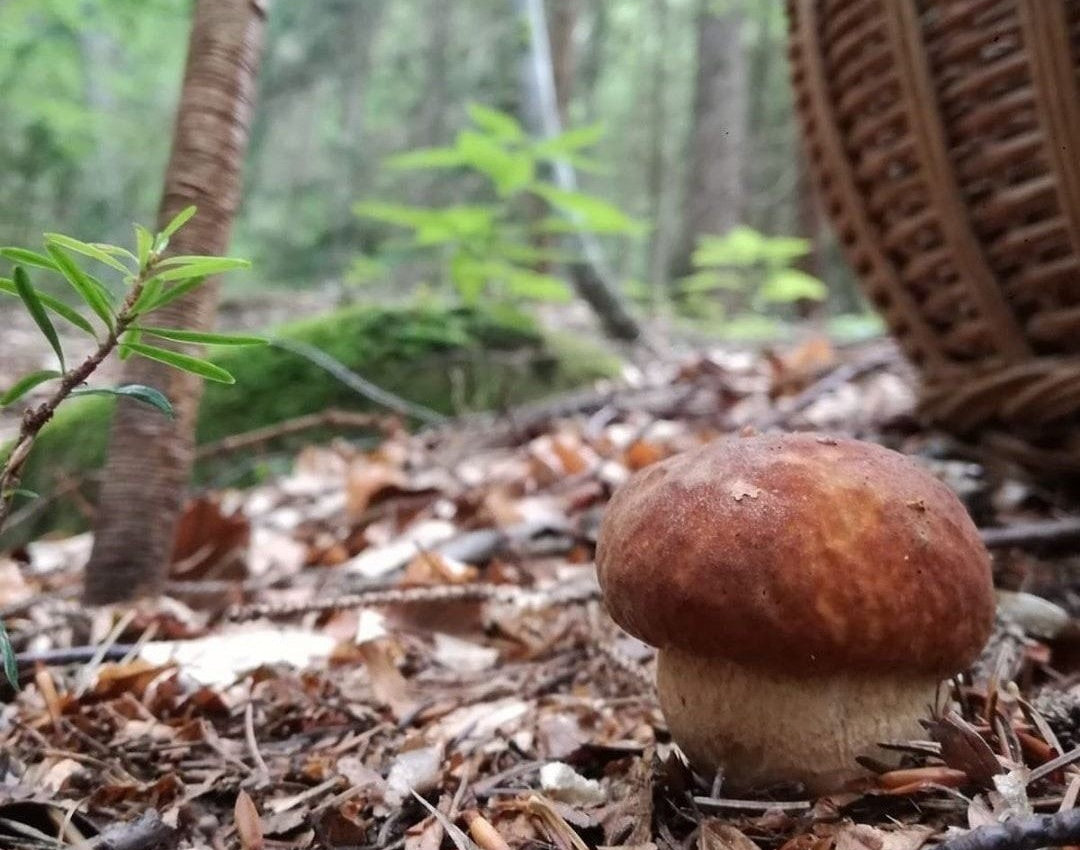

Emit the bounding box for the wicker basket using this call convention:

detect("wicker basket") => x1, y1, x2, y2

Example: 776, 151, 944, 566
788, 0, 1080, 474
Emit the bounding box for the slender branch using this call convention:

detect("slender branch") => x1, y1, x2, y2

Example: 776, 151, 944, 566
268, 336, 448, 425
979, 516, 1080, 551
935, 808, 1080, 850
227, 575, 601, 622
0, 270, 152, 533
194, 407, 396, 460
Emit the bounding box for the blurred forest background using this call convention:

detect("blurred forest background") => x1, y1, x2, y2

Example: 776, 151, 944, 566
0, 0, 880, 342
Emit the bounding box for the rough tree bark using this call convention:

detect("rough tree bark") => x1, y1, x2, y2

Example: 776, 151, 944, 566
514, 0, 643, 343
83, 0, 268, 604
667, 0, 748, 283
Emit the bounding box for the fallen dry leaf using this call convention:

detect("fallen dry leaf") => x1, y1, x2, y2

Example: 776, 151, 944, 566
235, 789, 264, 850
834, 823, 932, 850
699, 819, 760, 850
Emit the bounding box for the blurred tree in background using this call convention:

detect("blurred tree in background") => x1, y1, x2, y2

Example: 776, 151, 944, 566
0, 0, 869, 332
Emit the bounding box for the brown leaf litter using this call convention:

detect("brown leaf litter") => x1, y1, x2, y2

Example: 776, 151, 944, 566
2, 337, 1080, 849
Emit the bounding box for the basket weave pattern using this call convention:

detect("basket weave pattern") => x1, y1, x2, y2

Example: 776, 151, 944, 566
788, 0, 1080, 470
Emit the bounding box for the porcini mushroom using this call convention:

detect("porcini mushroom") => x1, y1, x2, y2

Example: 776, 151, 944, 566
595, 431, 995, 793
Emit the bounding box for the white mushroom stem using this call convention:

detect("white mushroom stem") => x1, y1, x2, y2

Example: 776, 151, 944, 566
656, 647, 942, 793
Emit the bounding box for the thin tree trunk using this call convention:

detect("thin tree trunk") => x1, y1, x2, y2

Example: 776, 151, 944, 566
644, 0, 670, 303
668, 0, 747, 284
84, 0, 268, 604
412, 0, 449, 149
335, 0, 384, 256
577, 2, 607, 124
515, 0, 643, 343
408, 0, 451, 208
548, 0, 579, 126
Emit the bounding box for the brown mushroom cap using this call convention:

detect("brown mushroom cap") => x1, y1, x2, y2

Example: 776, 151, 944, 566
595, 432, 995, 677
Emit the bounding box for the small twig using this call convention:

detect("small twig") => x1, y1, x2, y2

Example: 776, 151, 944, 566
1027, 743, 1080, 785
243, 700, 270, 783
74, 608, 137, 697
87, 809, 176, 850
692, 797, 811, 813
935, 808, 1080, 850
195, 407, 395, 460
753, 349, 896, 430
979, 517, 1080, 551
15, 643, 136, 671
227, 578, 601, 622
269, 337, 447, 425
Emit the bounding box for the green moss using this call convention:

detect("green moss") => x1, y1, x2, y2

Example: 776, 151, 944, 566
3, 304, 618, 546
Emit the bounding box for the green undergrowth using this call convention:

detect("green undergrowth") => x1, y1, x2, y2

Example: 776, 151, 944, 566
2, 303, 619, 547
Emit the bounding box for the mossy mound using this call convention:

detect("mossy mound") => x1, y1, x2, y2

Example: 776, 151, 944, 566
4, 304, 619, 546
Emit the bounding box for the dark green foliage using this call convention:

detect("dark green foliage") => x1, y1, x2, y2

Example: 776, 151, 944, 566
2, 303, 617, 547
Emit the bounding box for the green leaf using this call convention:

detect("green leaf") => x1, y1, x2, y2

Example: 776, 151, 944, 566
0, 619, 17, 690
121, 342, 236, 383
13, 267, 65, 371
155, 257, 250, 281
458, 130, 534, 196
677, 269, 746, 294
70, 383, 174, 417
119, 327, 141, 359
139, 327, 267, 346
530, 184, 645, 234
449, 254, 486, 304
415, 206, 496, 244
91, 243, 139, 263
159, 205, 197, 240
1, 369, 62, 406
0, 278, 96, 336
135, 275, 206, 314
533, 122, 605, 157
155, 254, 243, 268
386, 147, 468, 171
44, 233, 131, 273
354, 201, 449, 231
135, 224, 153, 268
0, 247, 59, 271
757, 268, 828, 304
466, 103, 524, 142
45, 245, 115, 331
693, 227, 811, 269
503, 267, 573, 302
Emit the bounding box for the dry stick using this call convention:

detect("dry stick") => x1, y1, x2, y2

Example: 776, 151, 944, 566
227, 577, 601, 623
753, 348, 898, 430
979, 516, 1080, 551
243, 700, 270, 783
195, 408, 396, 460
935, 808, 1080, 850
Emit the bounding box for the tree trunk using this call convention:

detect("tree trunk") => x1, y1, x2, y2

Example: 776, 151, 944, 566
83, 0, 267, 604
548, 0, 579, 126
335, 0, 384, 255
514, 0, 643, 343
577, 2, 607, 123
668, 0, 748, 283
644, 0, 671, 302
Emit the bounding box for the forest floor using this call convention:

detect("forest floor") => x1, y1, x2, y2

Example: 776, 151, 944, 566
3, 333, 1080, 850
